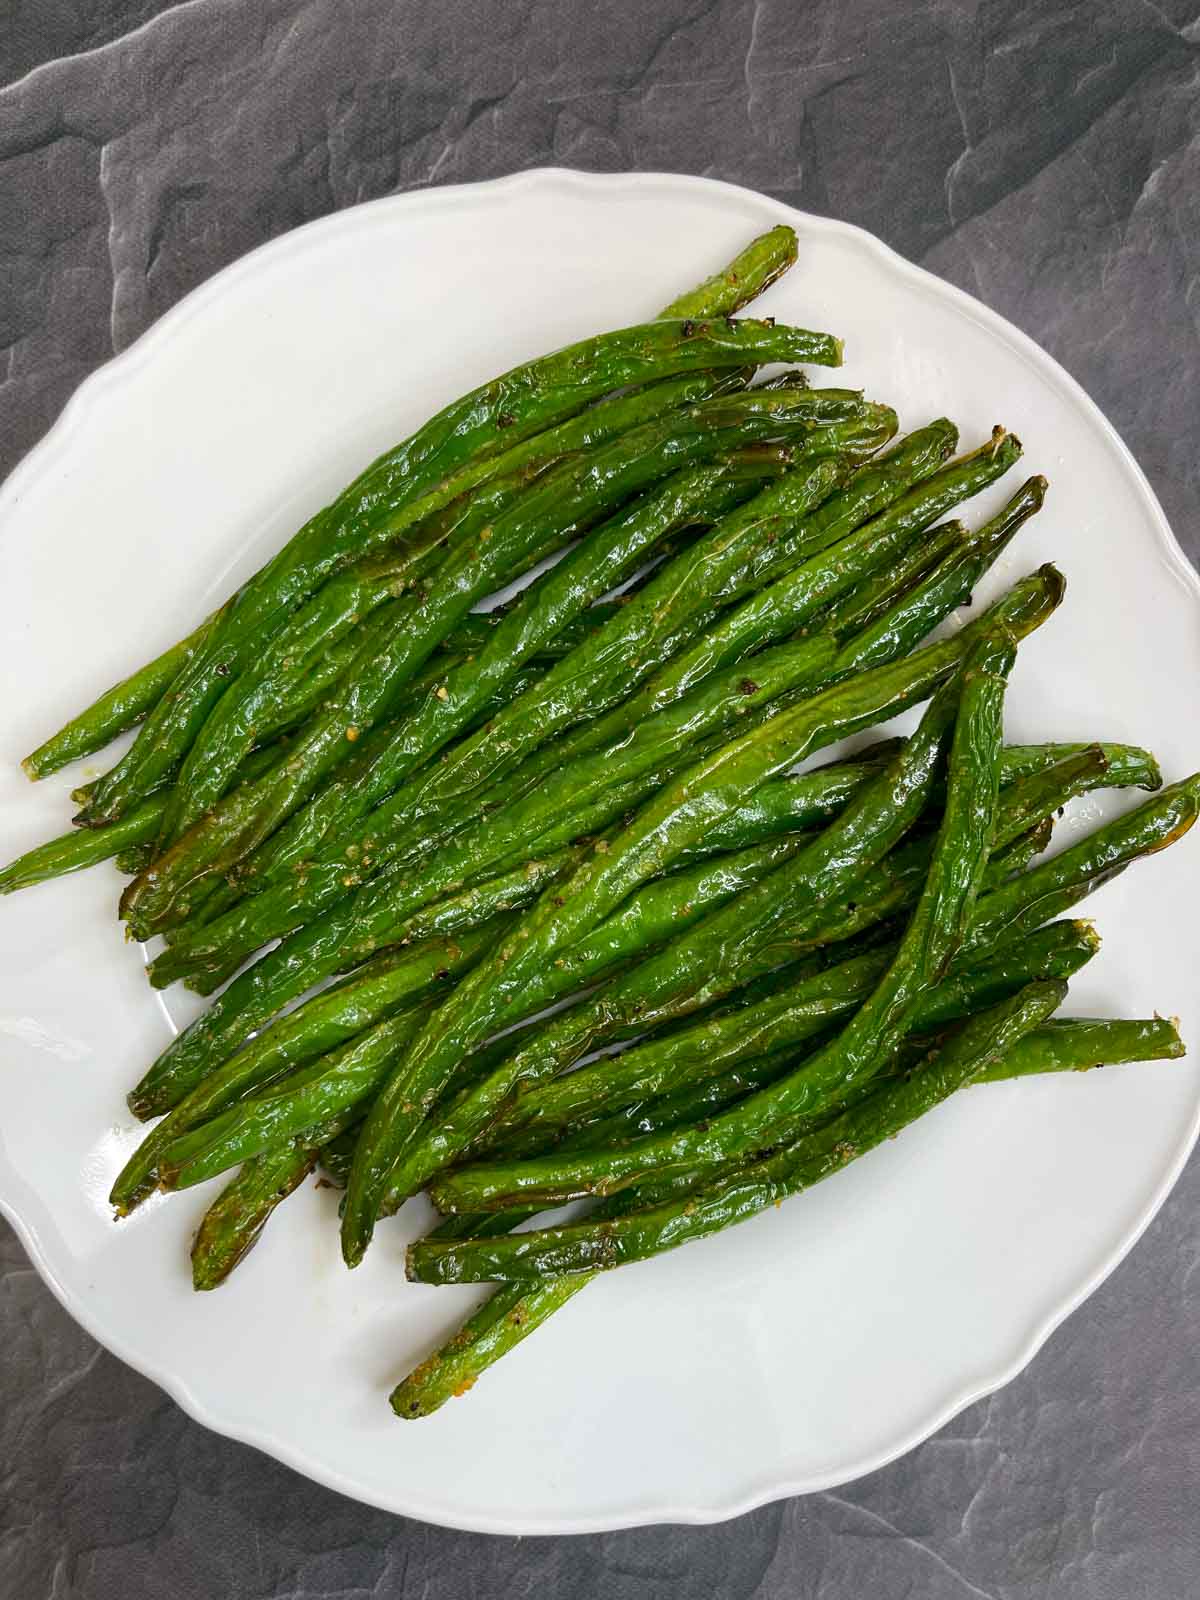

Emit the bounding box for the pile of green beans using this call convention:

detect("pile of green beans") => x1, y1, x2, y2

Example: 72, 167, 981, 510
5, 224, 1194, 1420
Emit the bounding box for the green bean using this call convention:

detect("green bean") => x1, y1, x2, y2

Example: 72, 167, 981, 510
191, 422, 955, 942
84, 315, 844, 829
742, 744, 1176, 972
4, 737, 289, 896
664, 470, 1034, 790
22, 602, 232, 780
395, 998, 1175, 1400
154, 479, 516, 845
432, 767, 1200, 1217
110, 979, 436, 1214
978, 816, 1052, 884
137, 752, 714, 1103
427, 626, 1016, 1214
0, 795, 168, 895
481, 920, 1102, 1157
155, 457, 1024, 996
959, 773, 1200, 959
345, 588, 1056, 1256
451, 737, 1114, 1171
143, 566, 1057, 1136
823, 517, 968, 640
115, 841, 155, 876
668, 742, 902, 858
179, 1021, 549, 1266
152, 633, 608, 962
987, 750, 1108, 845
371, 420, 967, 811
47, 230, 800, 794
190, 1143, 318, 1291
410, 981, 1066, 1282
972, 1015, 1185, 1080
147, 833, 831, 1192
150, 437, 823, 954
662, 225, 798, 319
525, 444, 1029, 778
125, 848, 587, 1123
120, 391, 873, 939
383, 674, 964, 1206
161, 408, 896, 955
160, 449, 697, 910
1, 733, 305, 897
156, 380, 808, 848
172, 744, 908, 1003
390, 1274, 590, 1416
133, 753, 857, 1129
605, 916, 1097, 1138
317, 1127, 361, 1188
988, 742, 1161, 792
160, 1010, 429, 1188
136, 746, 900, 1118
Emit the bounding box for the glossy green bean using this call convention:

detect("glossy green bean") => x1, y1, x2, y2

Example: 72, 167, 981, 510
190, 420, 950, 946
153, 440, 826, 965
346, 587, 1055, 1256
49, 231, 801, 797
0, 795, 167, 895
482, 920, 1101, 1157
428, 626, 1016, 1213
156, 378, 797, 847
190, 1142, 318, 1291
438, 734, 1115, 1177
394, 999, 1173, 1399
432, 770, 1200, 1217
121, 391, 872, 939
410, 981, 1065, 1281
662, 225, 798, 319
1, 735, 297, 896
376, 419, 961, 808
85, 313, 843, 828
162, 413, 898, 969
125, 848, 586, 1123
383, 675, 963, 1205
160, 1010, 427, 1188
972, 1015, 1185, 1080
158, 463, 1029, 996
135, 747, 900, 1123
149, 833, 829, 1191
390, 1273, 590, 1416
22, 602, 231, 780
958, 773, 1200, 959
527, 441, 1028, 777
133, 748, 864, 1129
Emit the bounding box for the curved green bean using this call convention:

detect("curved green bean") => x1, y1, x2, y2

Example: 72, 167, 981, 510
190, 1142, 318, 1291
662, 225, 798, 319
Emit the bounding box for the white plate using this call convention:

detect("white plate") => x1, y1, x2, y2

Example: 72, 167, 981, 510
1, 169, 1198, 1535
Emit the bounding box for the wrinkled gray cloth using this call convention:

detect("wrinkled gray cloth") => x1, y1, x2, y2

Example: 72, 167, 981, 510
2, 2, 1198, 1594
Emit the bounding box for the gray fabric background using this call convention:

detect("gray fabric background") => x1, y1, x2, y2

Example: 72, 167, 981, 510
2, 2, 1198, 1593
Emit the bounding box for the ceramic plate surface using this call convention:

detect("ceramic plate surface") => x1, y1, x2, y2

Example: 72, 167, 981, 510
2, 169, 1198, 1534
